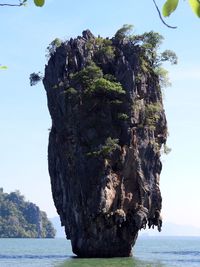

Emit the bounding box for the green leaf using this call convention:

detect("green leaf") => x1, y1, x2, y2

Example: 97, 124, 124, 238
189, 0, 200, 17
34, 0, 45, 7
0, 66, 8, 70
162, 0, 179, 17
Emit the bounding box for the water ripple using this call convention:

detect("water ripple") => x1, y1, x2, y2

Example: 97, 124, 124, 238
0, 254, 68, 260
154, 251, 200, 256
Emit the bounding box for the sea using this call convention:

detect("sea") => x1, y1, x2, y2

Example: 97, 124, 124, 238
0, 237, 200, 267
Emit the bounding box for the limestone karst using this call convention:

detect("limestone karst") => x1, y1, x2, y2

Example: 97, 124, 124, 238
43, 28, 168, 257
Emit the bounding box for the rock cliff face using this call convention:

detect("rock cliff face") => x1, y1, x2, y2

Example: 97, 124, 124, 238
43, 29, 168, 257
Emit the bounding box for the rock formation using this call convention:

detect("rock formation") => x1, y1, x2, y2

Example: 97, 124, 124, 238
0, 188, 56, 238
43, 28, 168, 257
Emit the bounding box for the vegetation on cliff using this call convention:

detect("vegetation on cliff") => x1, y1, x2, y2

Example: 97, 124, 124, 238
0, 188, 55, 238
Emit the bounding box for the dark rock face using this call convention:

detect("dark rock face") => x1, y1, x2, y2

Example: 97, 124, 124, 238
43, 30, 168, 257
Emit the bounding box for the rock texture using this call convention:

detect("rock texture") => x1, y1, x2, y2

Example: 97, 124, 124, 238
43, 30, 168, 257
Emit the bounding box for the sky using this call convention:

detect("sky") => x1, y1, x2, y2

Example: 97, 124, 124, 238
0, 0, 200, 229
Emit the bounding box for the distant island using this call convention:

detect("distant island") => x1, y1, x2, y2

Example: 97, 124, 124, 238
0, 188, 56, 238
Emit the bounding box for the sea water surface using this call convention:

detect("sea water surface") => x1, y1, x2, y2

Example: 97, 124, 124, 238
0, 237, 200, 267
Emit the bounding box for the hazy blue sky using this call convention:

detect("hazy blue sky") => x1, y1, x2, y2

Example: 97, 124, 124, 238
1, 0, 200, 229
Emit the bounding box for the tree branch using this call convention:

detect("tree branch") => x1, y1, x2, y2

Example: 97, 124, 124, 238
0, 3, 23, 6
0, 0, 26, 7
152, 0, 177, 29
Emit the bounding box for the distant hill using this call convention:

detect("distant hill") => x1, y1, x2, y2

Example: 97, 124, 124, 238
0, 188, 56, 238
140, 222, 200, 236
50, 216, 65, 238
